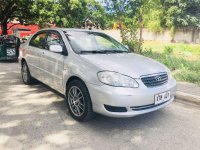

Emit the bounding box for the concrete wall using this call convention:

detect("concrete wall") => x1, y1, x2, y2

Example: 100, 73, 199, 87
174, 29, 200, 43
101, 29, 200, 43
142, 29, 171, 42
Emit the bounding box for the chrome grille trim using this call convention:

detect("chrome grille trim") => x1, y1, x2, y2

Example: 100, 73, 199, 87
130, 100, 169, 111
141, 72, 168, 87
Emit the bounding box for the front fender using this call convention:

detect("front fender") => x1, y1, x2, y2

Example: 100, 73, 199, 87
63, 55, 103, 93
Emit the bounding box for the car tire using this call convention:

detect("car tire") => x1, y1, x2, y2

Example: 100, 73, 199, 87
21, 61, 34, 85
66, 80, 95, 122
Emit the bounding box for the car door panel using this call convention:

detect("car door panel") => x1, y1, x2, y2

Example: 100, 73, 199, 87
40, 50, 64, 91
27, 32, 47, 80
26, 46, 43, 79
39, 31, 65, 92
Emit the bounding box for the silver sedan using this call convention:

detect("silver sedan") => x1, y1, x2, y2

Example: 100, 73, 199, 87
19, 28, 176, 121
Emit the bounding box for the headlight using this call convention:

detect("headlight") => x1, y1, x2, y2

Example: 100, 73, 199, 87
97, 71, 139, 88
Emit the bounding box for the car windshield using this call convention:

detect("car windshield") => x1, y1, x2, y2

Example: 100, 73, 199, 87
64, 31, 129, 54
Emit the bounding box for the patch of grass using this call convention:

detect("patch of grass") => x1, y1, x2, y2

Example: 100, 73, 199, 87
143, 41, 200, 59
163, 46, 173, 54
142, 42, 200, 85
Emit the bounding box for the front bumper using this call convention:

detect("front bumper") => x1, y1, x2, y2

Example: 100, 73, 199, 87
87, 78, 176, 118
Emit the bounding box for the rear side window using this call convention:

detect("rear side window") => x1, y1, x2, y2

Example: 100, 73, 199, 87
29, 32, 47, 49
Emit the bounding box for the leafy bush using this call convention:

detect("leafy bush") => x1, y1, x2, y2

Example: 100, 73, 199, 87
164, 46, 173, 54
120, 21, 141, 53
142, 48, 200, 85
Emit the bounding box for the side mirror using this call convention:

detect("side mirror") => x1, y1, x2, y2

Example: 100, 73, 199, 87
49, 45, 63, 53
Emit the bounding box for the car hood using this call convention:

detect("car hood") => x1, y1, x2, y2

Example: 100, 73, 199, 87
80, 53, 167, 78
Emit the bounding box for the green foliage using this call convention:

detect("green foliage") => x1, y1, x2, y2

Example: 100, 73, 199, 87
141, 0, 200, 41
30, 0, 62, 27
32, 0, 106, 28
161, 0, 200, 29
104, 0, 145, 53
2, 0, 200, 50
121, 27, 140, 52
35, 0, 106, 28
142, 42, 200, 85
0, 0, 106, 34
86, 0, 107, 29
143, 50, 200, 85
164, 46, 173, 54
120, 17, 140, 52
0, 0, 35, 34
144, 8, 165, 32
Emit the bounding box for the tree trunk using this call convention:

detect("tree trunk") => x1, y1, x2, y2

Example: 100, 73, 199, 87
138, 16, 143, 54
191, 27, 196, 43
1, 21, 8, 35
171, 26, 176, 43
119, 21, 124, 42
139, 22, 143, 53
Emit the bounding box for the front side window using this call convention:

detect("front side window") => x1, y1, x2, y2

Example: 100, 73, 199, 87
29, 32, 47, 49
64, 31, 129, 54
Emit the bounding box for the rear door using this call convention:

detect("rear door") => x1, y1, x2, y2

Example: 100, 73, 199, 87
27, 31, 47, 80
39, 31, 66, 92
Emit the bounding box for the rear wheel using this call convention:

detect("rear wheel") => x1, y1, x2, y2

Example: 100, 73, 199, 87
66, 80, 95, 121
21, 61, 34, 85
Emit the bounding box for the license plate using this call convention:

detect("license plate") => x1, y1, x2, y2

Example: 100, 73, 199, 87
155, 91, 170, 105
7, 48, 16, 56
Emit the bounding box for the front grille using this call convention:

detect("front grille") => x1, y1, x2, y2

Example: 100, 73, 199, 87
141, 72, 168, 87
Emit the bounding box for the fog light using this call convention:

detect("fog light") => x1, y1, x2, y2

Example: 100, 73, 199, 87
104, 105, 127, 112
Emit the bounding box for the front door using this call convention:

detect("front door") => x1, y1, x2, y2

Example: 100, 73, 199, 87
39, 31, 65, 92
27, 32, 47, 80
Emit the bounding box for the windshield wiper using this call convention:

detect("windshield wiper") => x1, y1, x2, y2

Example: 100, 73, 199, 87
79, 50, 129, 54
79, 50, 108, 54
104, 50, 129, 53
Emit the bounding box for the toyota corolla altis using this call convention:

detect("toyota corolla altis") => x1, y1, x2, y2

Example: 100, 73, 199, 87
19, 28, 176, 121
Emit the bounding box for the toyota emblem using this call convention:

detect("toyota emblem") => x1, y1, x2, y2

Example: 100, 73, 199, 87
155, 76, 162, 81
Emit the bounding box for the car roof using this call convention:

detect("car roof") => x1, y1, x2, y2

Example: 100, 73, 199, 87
39, 28, 103, 34
61, 28, 100, 32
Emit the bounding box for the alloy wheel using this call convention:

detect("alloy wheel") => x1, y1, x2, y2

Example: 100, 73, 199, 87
22, 63, 28, 82
68, 86, 85, 117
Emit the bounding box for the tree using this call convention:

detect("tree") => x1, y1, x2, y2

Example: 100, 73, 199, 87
30, 0, 62, 28
0, 0, 63, 34
143, 0, 165, 33
161, 0, 200, 42
0, 0, 35, 35
86, 0, 107, 29
56, 0, 106, 28
104, 0, 146, 53
137, 0, 153, 53
0, 0, 106, 35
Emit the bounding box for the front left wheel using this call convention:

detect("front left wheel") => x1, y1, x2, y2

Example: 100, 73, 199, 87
66, 80, 95, 122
